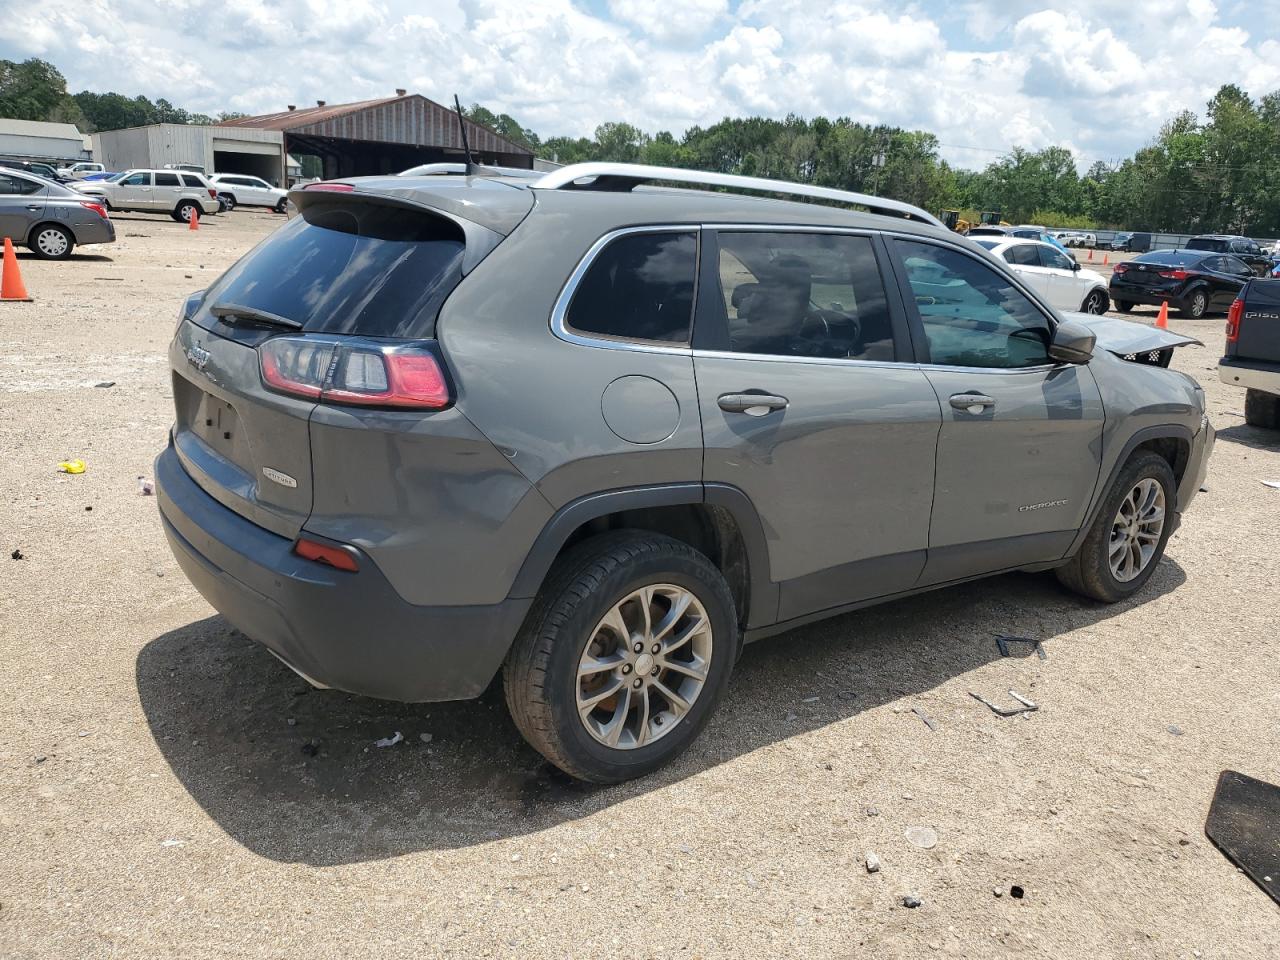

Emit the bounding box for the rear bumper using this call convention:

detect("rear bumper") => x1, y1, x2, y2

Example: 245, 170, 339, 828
1219, 357, 1280, 395
155, 444, 530, 702
1108, 283, 1183, 308
71, 217, 115, 246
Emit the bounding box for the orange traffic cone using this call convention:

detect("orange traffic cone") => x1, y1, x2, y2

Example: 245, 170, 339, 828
1155, 301, 1169, 329
189, 207, 199, 231
1087, 248, 1093, 262
1102, 253, 1109, 265
1, 237, 32, 302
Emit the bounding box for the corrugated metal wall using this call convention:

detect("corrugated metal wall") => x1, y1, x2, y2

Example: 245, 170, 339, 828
0, 134, 85, 161
92, 127, 152, 170
91, 125, 284, 177
291, 97, 522, 153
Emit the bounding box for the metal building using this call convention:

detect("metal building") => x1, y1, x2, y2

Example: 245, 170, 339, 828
91, 124, 286, 182
0, 119, 90, 162
218, 91, 534, 178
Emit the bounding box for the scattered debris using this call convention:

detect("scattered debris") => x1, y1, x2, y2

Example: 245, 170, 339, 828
1168, 724, 1184, 736
57, 459, 86, 474
137, 477, 155, 496
865, 852, 881, 873
995, 634, 1047, 660
300, 742, 319, 757
419, 732, 433, 744
34, 755, 46, 763
93, 381, 115, 388
10, 549, 22, 560
1205, 769, 1280, 904
1010, 885, 1025, 899
801, 696, 819, 703
1263, 481, 1280, 490
865, 806, 880, 817
77, 730, 89, 738
970, 689, 1039, 717
785, 711, 798, 722
911, 706, 937, 732
904, 826, 938, 849
285, 718, 296, 726
902, 894, 922, 909
161, 839, 185, 848
374, 731, 403, 748
992, 888, 1003, 898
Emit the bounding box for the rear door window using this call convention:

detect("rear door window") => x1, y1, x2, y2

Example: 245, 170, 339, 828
565, 231, 696, 343
1003, 244, 1039, 267
154, 172, 180, 187
197, 200, 466, 339
0, 173, 42, 196
714, 231, 895, 360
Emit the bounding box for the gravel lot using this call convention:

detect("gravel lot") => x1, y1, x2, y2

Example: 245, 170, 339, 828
1, 212, 1277, 959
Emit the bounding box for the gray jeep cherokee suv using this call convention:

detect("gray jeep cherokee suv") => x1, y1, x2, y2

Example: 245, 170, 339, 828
156, 162, 1214, 782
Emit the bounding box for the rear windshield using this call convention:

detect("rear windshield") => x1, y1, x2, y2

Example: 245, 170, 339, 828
1186, 238, 1225, 251
198, 201, 465, 338
1134, 250, 1201, 266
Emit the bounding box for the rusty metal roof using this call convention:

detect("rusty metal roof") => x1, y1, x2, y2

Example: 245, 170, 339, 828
219, 95, 532, 156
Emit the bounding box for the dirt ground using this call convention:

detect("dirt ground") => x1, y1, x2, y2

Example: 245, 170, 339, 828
1, 210, 1277, 960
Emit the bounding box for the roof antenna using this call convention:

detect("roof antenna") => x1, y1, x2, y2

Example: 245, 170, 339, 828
453, 94, 477, 175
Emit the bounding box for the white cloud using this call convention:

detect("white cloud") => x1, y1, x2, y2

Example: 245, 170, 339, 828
2, 0, 1278, 169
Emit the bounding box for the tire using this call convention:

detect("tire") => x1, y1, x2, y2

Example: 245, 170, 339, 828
29, 223, 73, 260
503, 531, 738, 783
1244, 388, 1280, 429
1081, 289, 1109, 314
221, 194, 236, 211
1055, 450, 1177, 603
1115, 300, 1133, 313
274, 198, 287, 213
1180, 288, 1208, 318
174, 201, 198, 223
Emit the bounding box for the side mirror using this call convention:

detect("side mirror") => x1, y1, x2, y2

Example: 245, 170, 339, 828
1048, 317, 1096, 364
1071, 261, 1081, 272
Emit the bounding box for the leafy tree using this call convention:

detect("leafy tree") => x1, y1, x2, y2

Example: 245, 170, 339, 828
0, 59, 70, 122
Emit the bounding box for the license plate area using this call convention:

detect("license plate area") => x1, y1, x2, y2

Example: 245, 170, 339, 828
190, 390, 247, 465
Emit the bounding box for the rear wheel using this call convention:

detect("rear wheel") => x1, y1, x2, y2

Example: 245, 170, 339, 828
174, 201, 198, 223
1245, 388, 1280, 429
1115, 300, 1133, 313
1055, 451, 1176, 602
221, 194, 236, 211
274, 198, 287, 213
504, 532, 737, 783
1180, 288, 1208, 318
29, 224, 73, 260
1081, 289, 1109, 314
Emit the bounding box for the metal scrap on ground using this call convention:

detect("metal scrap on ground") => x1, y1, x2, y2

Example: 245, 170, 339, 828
970, 689, 1039, 717
994, 634, 1047, 660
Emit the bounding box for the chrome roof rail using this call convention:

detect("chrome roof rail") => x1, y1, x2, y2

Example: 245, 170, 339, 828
532, 162, 944, 227
399, 162, 543, 179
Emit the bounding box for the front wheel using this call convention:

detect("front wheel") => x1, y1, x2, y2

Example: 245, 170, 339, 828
30, 224, 74, 260
1055, 451, 1176, 603
504, 532, 737, 783
1180, 289, 1208, 318
274, 198, 287, 213
1081, 289, 1109, 314
1245, 388, 1280, 429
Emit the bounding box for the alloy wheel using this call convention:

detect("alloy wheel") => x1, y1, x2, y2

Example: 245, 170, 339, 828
1108, 478, 1165, 582
1084, 291, 1107, 314
35, 228, 69, 258
576, 584, 712, 749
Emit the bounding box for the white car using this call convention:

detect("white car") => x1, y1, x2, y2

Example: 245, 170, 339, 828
209, 174, 288, 212
56, 162, 106, 181
973, 237, 1110, 314
74, 169, 220, 223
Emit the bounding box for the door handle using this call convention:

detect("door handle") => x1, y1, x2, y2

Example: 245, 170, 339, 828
718, 393, 789, 416
950, 393, 996, 414
26, 204, 40, 211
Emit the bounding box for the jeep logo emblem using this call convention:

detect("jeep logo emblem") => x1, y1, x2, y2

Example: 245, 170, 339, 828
186, 342, 211, 371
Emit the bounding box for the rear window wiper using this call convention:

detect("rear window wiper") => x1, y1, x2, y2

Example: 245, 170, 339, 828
209, 302, 303, 330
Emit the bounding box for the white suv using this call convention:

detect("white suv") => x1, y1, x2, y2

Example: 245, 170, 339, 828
75, 169, 220, 223
972, 237, 1111, 314
209, 174, 288, 212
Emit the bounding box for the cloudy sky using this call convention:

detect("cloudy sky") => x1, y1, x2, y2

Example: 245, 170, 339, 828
6, 0, 1279, 169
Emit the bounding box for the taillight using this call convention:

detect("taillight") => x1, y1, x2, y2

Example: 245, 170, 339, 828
293, 536, 359, 572
1112, 262, 1128, 274
1225, 297, 1244, 343
305, 182, 354, 192
1158, 269, 1190, 280
79, 200, 108, 219
207, 188, 217, 200
258, 336, 452, 409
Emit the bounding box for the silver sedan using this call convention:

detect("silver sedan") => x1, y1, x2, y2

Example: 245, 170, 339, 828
0, 168, 116, 260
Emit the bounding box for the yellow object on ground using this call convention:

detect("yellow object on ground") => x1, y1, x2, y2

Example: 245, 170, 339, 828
57, 459, 86, 474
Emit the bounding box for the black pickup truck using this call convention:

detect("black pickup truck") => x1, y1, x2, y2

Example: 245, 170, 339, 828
1220, 279, 1280, 428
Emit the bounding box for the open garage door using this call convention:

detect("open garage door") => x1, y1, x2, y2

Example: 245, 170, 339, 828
212, 137, 284, 186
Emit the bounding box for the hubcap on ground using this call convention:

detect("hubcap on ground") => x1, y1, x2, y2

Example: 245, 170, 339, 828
36, 229, 68, 257
576, 584, 712, 750
1108, 478, 1165, 582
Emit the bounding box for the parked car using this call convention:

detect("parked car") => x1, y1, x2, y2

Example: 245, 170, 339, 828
75, 169, 219, 223
1105, 232, 1152, 253
0, 158, 68, 183
1110, 249, 1253, 317
973, 237, 1110, 313
1219, 279, 1280, 428
81, 171, 118, 182
1006, 225, 1074, 257
156, 162, 1213, 783
1185, 235, 1271, 277
165, 163, 206, 174
0, 167, 114, 259
209, 174, 288, 212
57, 161, 106, 181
